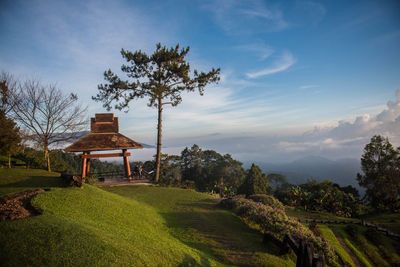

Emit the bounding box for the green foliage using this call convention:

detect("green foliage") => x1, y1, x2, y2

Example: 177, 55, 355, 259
238, 164, 269, 196
0, 111, 21, 167
283, 180, 362, 217
180, 144, 245, 193
226, 198, 338, 265
357, 135, 400, 212
248, 194, 285, 211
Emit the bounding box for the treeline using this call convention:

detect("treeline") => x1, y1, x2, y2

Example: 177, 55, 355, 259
6, 148, 125, 175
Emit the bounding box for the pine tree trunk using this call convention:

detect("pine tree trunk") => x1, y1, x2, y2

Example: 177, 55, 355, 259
44, 141, 51, 172
8, 153, 11, 168
155, 99, 163, 182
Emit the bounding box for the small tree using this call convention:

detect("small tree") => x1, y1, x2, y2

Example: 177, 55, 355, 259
0, 111, 21, 167
238, 163, 269, 196
357, 135, 400, 211
93, 43, 220, 182
12, 80, 87, 172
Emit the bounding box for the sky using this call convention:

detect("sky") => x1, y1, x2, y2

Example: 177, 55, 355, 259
1, 0, 399, 163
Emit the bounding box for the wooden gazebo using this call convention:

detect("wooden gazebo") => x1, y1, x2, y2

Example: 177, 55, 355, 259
64, 113, 143, 180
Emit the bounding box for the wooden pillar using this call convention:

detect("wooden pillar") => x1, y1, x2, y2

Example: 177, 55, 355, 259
81, 152, 88, 179
86, 158, 91, 177
123, 149, 131, 180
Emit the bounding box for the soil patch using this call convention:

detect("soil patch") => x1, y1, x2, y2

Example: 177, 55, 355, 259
0, 189, 45, 221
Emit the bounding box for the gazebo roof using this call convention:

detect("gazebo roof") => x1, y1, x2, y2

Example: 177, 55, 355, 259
64, 113, 143, 152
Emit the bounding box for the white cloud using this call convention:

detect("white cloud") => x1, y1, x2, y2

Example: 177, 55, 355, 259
235, 43, 274, 60
204, 0, 288, 34
299, 85, 319, 89
246, 51, 296, 78
143, 89, 400, 163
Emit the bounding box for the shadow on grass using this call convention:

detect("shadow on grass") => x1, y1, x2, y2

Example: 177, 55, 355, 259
178, 253, 211, 267
0, 176, 66, 189
159, 206, 282, 266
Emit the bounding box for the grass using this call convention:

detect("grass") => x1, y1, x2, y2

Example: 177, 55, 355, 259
0, 168, 295, 266
317, 225, 355, 267
0, 168, 63, 196
332, 226, 373, 267
103, 186, 295, 266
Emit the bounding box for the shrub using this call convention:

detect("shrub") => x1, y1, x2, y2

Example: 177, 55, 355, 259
248, 194, 285, 211
227, 198, 338, 265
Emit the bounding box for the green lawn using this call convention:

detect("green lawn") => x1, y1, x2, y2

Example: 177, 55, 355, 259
103, 186, 295, 266
0, 168, 295, 266
0, 168, 63, 196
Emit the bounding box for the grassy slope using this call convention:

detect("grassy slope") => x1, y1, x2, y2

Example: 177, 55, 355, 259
0, 168, 62, 196
317, 225, 355, 267
0, 169, 220, 266
0, 168, 294, 266
103, 186, 295, 267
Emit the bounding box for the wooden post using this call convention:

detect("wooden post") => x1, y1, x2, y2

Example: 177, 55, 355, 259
86, 158, 91, 177
81, 152, 87, 179
123, 149, 131, 180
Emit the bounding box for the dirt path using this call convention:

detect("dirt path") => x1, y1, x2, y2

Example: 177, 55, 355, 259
0, 189, 45, 221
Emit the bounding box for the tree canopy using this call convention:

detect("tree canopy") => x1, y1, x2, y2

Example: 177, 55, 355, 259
94, 43, 220, 182
0, 110, 21, 167
357, 135, 400, 211
238, 163, 269, 196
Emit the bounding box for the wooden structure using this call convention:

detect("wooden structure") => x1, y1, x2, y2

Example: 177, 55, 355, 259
64, 113, 143, 180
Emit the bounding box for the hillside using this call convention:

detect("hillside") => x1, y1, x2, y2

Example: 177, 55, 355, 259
0, 169, 295, 266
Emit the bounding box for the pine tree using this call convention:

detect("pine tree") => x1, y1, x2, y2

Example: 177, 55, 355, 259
357, 135, 400, 211
238, 163, 269, 196
93, 43, 220, 182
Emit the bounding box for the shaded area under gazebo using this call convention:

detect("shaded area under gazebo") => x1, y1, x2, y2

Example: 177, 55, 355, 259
64, 113, 143, 180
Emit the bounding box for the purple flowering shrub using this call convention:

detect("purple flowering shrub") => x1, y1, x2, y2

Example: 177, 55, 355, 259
232, 198, 338, 265
248, 194, 285, 211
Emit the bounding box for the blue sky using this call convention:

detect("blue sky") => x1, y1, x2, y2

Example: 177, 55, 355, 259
1, 0, 399, 162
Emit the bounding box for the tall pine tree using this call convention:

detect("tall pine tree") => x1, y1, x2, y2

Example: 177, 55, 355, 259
238, 163, 269, 196
94, 43, 220, 182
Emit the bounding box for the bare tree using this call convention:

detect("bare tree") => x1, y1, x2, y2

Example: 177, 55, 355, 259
12, 80, 87, 171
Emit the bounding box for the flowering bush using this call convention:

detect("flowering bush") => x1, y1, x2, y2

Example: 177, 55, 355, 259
248, 194, 285, 211
230, 198, 338, 265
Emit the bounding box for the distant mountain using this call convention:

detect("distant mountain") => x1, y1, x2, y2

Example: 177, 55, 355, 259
256, 156, 361, 188
140, 143, 156, 148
